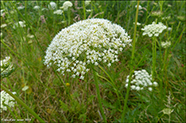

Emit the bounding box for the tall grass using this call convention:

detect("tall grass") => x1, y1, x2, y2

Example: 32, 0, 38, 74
1, 0, 185, 122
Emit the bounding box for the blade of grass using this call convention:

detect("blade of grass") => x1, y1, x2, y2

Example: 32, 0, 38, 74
121, 1, 140, 122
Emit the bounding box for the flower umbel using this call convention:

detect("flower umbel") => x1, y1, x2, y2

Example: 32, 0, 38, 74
141, 21, 167, 37
161, 41, 171, 48
125, 69, 158, 91
61, 1, 73, 11
53, 10, 63, 15
44, 18, 132, 79
0, 56, 14, 77
48, 2, 57, 10
13, 21, 26, 29
0, 90, 16, 113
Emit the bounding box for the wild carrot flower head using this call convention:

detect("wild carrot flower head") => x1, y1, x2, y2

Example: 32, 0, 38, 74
151, 11, 163, 17
135, 5, 142, 10
33, 5, 40, 10
125, 69, 158, 91
13, 21, 26, 29
44, 18, 132, 80
53, 10, 63, 15
48, 2, 57, 10
0, 90, 16, 113
161, 41, 171, 48
17, 6, 25, 10
61, 1, 73, 11
85, 0, 91, 6
141, 21, 167, 37
0, 9, 5, 16
0, 56, 14, 77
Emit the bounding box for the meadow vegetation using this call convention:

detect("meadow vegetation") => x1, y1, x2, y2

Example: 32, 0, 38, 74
0, 0, 185, 122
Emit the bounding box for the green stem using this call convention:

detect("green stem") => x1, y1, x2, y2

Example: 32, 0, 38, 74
121, 1, 139, 122
67, 8, 71, 25
92, 67, 107, 123
1, 85, 45, 122
152, 36, 157, 81
162, 48, 168, 88
83, 1, 86, 19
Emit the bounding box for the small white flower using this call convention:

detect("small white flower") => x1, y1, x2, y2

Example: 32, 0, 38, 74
95, 62, 98, 66
148, 87, 152, 91
85, 0, 91, 6
17, 6, 25, 10
153, 82, 158, 87
48, 2, 57, 10
27, 34, 34, 38
61, 1, 73, 11
22, 86, 29, 91
135, 86, 140, 91
0, 9, 5, 16
107, 63, 111, 67
72, 74, 76, 78
125, 83, 128, 88
33, 6, 40, 10
161, 41, 171, 48
53, 10, 63, 15
86, 9, 92, 12
167, 27, 172, 31
131, 85, 136, 90
135, 5, 142, 10
133, 22, 141, 26
13, 21, 26, 29
0, 24, 7, 28
80, 75, 84, 80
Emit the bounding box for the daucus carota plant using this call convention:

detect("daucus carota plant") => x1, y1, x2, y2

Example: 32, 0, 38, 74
141, 21, 167, 81
0, 90, 16, 113
44, 18, 132, 80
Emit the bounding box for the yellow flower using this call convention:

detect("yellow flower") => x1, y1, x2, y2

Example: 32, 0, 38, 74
66, 83, 70, 86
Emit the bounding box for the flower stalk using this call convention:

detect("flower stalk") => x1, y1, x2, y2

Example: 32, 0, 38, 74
121, 1, 140, 122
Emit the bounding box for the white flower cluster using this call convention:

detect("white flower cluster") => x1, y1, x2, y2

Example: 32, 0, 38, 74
54, 10, 63, 15
135, 5, 142, 10
125, 69, 158, 91
13, 21, 26, 29
44, 18, 132, 79
0, 90, 16, 113
17, 6, 25, 10
1, 9, 5, 16
33, 5, 40, 10
141, 21, 167, 37
161, 41, 171, 48
48, 2, 57, 10
0, 56, 14, 77
61, 1, 73, 11
162, 16, 171, 20
85, 0, 91, 6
